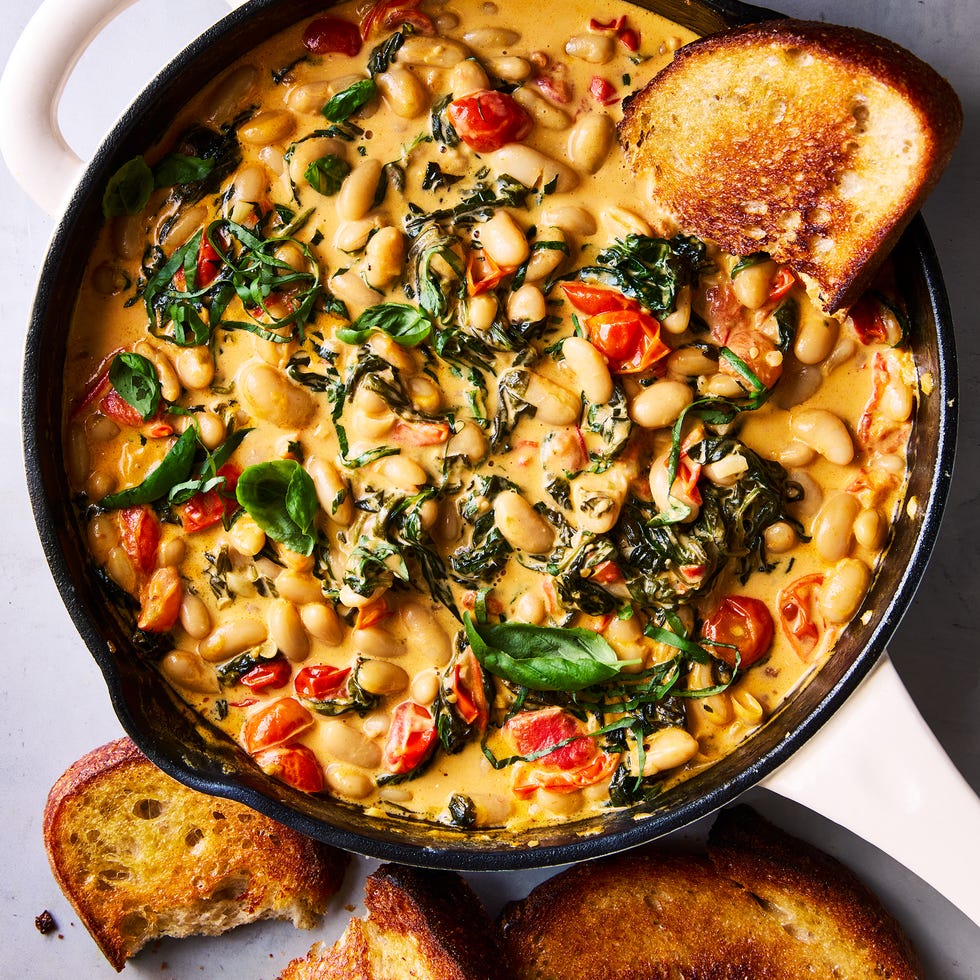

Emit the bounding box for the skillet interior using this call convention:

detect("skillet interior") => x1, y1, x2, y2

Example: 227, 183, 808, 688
22, 0, 957, 869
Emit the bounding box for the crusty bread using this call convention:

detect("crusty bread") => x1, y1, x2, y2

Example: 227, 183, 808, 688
43, 737, 349, 971
499, 805, 921, 979
619, 20, 962, 314
279, 863, 508, 980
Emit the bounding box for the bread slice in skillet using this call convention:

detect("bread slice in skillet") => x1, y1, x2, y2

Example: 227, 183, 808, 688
278, 862, 509, 980
43, 737, 349, 971
618, 19, 962, 314
498, 805, 921, 979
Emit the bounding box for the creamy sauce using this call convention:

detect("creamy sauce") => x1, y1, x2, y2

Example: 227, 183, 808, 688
64, 0, 914, 830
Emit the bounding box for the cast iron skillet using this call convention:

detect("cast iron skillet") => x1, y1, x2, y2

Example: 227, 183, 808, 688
22, 0, 957, 870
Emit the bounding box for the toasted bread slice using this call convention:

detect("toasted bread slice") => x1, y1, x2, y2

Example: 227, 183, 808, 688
618, 20, 962, 313
43, 737, 349, 971
279, 863, 508, 980
499, 805, 920, 979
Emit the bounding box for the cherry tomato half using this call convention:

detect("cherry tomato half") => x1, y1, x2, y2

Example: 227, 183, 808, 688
560, 280, 638, 316
701, 595, 775, 669
253, 744, 324, 793
585, 308, 671, 374
449, 651, 488, 730
512, 751, 618, 797
243, 698, 314, 754
119, 505, 161, 576
505, 706, 595, 771
137, 565, 182, 633
294, 665, 351, 701
241, 658, 292, 692
589, 76, 618, 106
178, 463, 241, 534
359, 0, 433, 40
390, 419, 451, 446
778, 574, 826, 660
382, 701, 438, 775
447, 90, 532, 153
302, 16, 362, 56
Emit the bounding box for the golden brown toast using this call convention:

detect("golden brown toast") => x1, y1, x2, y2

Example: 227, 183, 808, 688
43, 737, 349, 971
279, 863, 509, 980
619, 20, 962, 314
499, 805, 921, 979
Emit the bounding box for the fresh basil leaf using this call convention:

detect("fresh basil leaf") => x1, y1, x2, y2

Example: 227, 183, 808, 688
103, 156, 154, 217
730, 251, 771, 278
337, 302, 433, 347
108, 352, 161, 419
100, 427, 199, 509
464, 614, 628, 691
323, 78, 377, 123
305, 154, 352, 195
153, 153, 216, 188
236, 460, 319, 555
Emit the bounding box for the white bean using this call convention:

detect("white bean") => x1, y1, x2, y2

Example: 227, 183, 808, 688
791, 408, 854, 465
640, 727, 699, 776
358, 660, 410, 696
561, 337, 613, 404
564, 32, 615, 64
854, 508, 886, 551
374, 454, 428, 491
818, 558, 871, 624
397, 34, 469, 67
571, 469, 628, 535
336, 157, 383, 222
238, 361, 315, 429
602, 205, 652, 239
507, 283, 546, 324
376, 67, 428, 118
478, 210, 529, 267
179, 593, 212, 640
523, 373, 581, 425
199, 619, 268, 662
204, 65, 258, 124
400, 603, 453, 666
299, 603, 344, 645
447, 421, 487, 463
329, 270, 381, 317
105, 547, 137, 594
286, 80, 334, 114
174, 346, 214, 390
320, 721, 381, 768
730, 258, 777, 309
485, 145, 579, 193
666, 345, 716, 378
162, 204, 207, 247
763, 520, 797, 554
463, 27, 520, 49
307, 456, 354, 526
268, 598, 310, 662
159, 650, 220, 694
288, 136, 347, 187
334, 217, 380, 253
512, 86, 571, 130
880, 378, 914, 422
650, 452, 700, 523
812, 492, 860, 562
134, 341, 180, 402
566, 113, 614, 174
275, 570, 325, 606
239, 110, 295, 146
488, 56, 531, 80
410, 668, 440, 705
523, 226, 567, 282
364, 226, 406, 289
325, 764, 374, 799
540, 203, 596, 237
450, 58, 490, 96
227, 514, 265, 557
630, 381, 694, 430
353, 626, 406, 658
661, 285, 692, 335
494, 490, 555, 553
794, 301, 839, 364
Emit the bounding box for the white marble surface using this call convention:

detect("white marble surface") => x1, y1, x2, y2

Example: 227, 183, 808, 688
0, 0, 977, 977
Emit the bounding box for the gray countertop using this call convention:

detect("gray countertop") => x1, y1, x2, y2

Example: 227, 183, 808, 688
1, 0, 977, 976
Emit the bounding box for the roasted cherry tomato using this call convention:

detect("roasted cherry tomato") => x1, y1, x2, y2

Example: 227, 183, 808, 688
253, 744, 324, 793
847, 294, 904, 347
360, 0, 433, 39
137, 565, 182, 633
505, 706, 595, 770
178, 463, 241, 533
302, 16, 362, 55
243, 697, 315, 754
560, 280, 638, 316
100, 388, 147, 428
119, 505, 161, 576
701, 595, 775, 669
196, 231, 225, 288
354, 595, 391, 630
382, 701, 438, 775
447, 90, 532, 152
585, 308, 671, 374
778, 574, 826, 660
449, 651, 488, 730
589, 76, 618, 105
512, 751, 618, 797
390, 419, 451, 446
241, 658, 292, 692
466, 248, 506, 295
294, 665, 351, 701
768, 266, 796, 302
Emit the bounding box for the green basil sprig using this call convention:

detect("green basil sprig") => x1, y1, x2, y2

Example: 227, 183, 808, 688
323, 78, 377, 123
108, 352, 161, 420
102, 153, 215, 217
236, 460, 319, 555
305, 155, 352, 195
463, 614, 632, 691
337, 302, 433, 347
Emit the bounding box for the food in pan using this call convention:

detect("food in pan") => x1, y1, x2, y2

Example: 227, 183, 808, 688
43, 738, 349, 971
63, 0, 951, 830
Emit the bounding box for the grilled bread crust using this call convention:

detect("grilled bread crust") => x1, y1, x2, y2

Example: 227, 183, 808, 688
279, 863, 509, 980
43, 738, 349, 971
499, 805, 921, 980
618, 20, 962, 313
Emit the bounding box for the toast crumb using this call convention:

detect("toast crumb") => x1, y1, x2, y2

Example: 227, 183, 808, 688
619, 20, 961, 313
43, 738, 349, 971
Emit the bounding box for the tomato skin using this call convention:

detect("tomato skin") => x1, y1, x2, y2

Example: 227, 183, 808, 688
119, 505, 160, 576
243, 698, 314, 753
253, 744, 324, 793
447, 90, 532, 152
137, 565, 182, 632
701, 595, 775, 669
178, 463, 241, 533
294, 665, 351, 701
302, 16, 362, 55
466, 248, 506, 295
778, 574, 826, 660
449, 651, 488, 730
360, 0, 433, 39
512, 752, 617, 797
560, 281, 637, 316
390, 419, 451, 446
196, 233, 224, 288
241, 658, 292, 692
586, 309, 671, 373
382, 701, 438, 774
768, 266, 796, 302
505, 707, 595, 770
589, 76, 618, 106
355, 595, 391, 630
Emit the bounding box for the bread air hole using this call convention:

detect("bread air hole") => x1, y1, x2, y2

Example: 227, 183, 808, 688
852, 100, 870, 133
132, 798, 163, 819
210, 874, 250, 902
118, 912, 149, 943
184, 827, 205, 850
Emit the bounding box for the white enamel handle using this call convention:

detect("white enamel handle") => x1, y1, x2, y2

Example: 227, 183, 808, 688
763, 653, 980, 925
0, 0, 246, 217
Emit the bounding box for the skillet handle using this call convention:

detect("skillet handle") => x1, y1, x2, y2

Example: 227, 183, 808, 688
762, 653, 980, 926
0, 0, 244, 217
